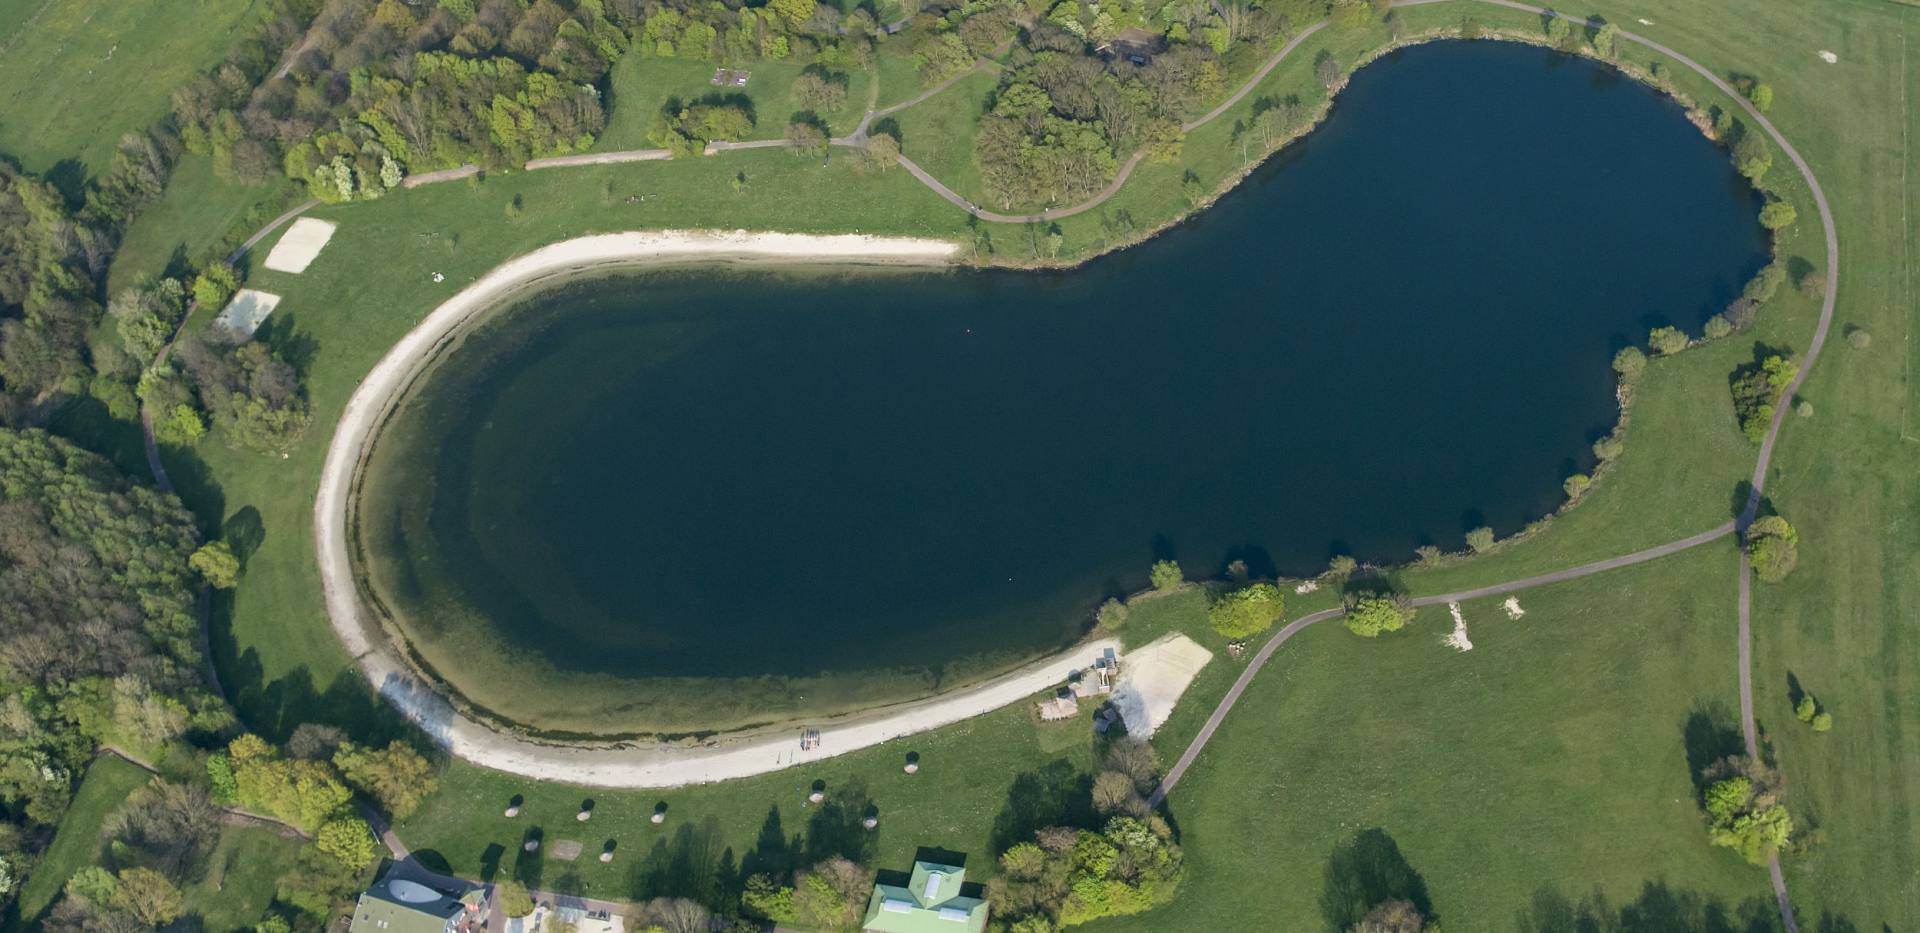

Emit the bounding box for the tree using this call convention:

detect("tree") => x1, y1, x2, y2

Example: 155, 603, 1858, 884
1731, 355, 1798, 442
792, 72, 848, 113
1149, 560, 1183, 592
1092, 770, 1149, 818
768, 0, 817, 29
1734, 131, 1772, 182
1704, 314, 1733, 340
228, 734, 353, 833
1208, 583, 1285, 638
1612, 346, 1647, 381
192, 263, 240, 309
1591, 21, 1618, 57
1759, 201, 1797, 230
1647, 326, 1689, 356
1353, 898, 1427, 933
1745, 515, 1799, 582
793, 857, 874, 929
784, 121, 828, 157
315, 816, 381, 868
863, 132, 900, 171
1344, 593, 1412, 638
1811, 711, 1833, 732
1748, 82, 1773, 112
1465, 526, 1496, 553
1314, 50, 1340, 89
1096, 598, 1129, 629
333, 742, 438, 819
116, 867, 185, 925
106, 781, 222, 881
1327, 555, 1357, 579
1563, 473, 1590, 498
1794, 695, 1817, 722
497, 880, 535, 917
1544, 11, 1572, 45
190, 540, 241, 588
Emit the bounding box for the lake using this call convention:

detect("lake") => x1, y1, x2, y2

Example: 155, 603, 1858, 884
355, 40, 1767, 734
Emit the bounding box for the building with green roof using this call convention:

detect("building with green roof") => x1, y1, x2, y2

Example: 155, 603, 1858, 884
861, 859, 989, 933
347, 859, 491, 933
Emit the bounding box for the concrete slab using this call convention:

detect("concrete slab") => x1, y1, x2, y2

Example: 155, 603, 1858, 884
213, 289, 281, 339
262, 217, 337, 273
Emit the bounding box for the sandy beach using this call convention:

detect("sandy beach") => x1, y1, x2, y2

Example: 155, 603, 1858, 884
312, 230, 1166, 788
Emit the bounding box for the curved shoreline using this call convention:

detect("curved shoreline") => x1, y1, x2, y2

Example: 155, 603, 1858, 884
311, 230, 1176, 789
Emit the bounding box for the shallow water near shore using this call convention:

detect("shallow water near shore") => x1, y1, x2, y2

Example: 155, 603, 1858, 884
356, 40, 1767, 730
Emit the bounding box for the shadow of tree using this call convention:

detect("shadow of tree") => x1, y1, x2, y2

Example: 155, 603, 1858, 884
629, 816, 727, 902
1682, 704, 1744, 794
990, 759, 1093, 854
740, 805, 798, 880
1514, 881, 1807, 932
1320, 828, 1432, 929
804, 780, 875, 865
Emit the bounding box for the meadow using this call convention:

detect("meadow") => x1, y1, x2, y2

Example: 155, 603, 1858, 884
0, 0, 261, 180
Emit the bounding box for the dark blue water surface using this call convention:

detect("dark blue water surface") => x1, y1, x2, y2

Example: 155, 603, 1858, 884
361, 41, 1766, 691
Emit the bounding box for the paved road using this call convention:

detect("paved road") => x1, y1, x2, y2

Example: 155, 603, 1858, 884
1148, 522, 1738, 808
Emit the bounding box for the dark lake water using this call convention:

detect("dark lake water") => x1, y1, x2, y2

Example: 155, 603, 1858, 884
360, 40, 1766, 697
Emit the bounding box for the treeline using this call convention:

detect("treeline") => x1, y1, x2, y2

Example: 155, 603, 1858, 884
173, 0, 623, 202
0, 429, 225, 897
0, 130, 182, 420
970, 0, 1331, 209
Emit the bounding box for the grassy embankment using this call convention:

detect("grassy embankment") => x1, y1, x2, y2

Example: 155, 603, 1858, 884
0, 0, 261, 179
83, 0, 1915, 925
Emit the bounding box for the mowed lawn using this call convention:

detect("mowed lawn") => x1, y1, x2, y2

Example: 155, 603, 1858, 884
109, 154, 295, 293
0, 0, 261, 177
1095, 547, 1777, 929
10, 755, 152, 925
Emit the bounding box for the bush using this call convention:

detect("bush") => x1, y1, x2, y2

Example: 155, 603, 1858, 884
1748, 82, 1773, 112
1207, 583, 1285, 638
1327, 555, 1357, 579
1795, 695, 1817, 722
1592, 435, 1624, 461
1611, 346, 1647, 381
1703, 314, 1733, 340
314, 816, 380, 868
1811, 712, 1833, 732
1743, 262, 1787, 304
1648, 326, 1688, 356
1734, 131, 1772, 181
497, 880, 535, 918
1344, 593, 1413, 638
1563, 473, 1591, 499
1846, 327, 1871, 349
190, 540, 240, 588
1149, 560, 1183, 592
1465, 526, 1496, 553
192, 264, 239, 309
1759, 201, 1797, 230
1745, 515, 1799, 583
1096, 598, 1129, 629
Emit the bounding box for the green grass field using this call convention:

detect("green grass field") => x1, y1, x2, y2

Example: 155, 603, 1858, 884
0, 0, 261, 178
10, 756, 151, 925
68, 0, 1916, 926
109, 154, 295, 294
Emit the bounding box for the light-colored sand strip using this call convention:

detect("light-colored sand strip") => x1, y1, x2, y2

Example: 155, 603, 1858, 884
525, 149, 672, 169
262, 217, 338, 273
315, 230, 1096, 789
213, 289, 281, 338
1110, 634, 1213, 738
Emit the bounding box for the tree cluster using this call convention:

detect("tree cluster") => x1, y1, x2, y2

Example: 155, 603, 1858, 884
1343, 591, 1413, 637
1744, 515, 1798, 583
988, 816, 1184, 930
1730, 353, 1797, 443
1206, 582, 1285, 638
1699, 758, 1791, 865
139, 330, 314, 454
171, 0, 624, 201
0, 429, 227, 837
